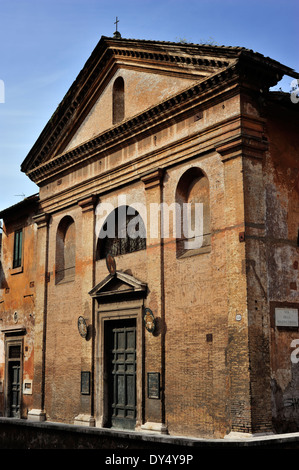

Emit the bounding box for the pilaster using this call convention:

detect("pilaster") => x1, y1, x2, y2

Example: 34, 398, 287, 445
217, 126, 272, 436
141, 169, 167, 434
28, 212, 50, 422
74, 195, 97, 427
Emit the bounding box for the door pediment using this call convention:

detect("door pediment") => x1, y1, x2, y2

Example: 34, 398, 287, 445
89, 271, 147, 301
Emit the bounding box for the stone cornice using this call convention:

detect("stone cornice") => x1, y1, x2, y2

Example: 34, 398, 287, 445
36, 112, 265, 215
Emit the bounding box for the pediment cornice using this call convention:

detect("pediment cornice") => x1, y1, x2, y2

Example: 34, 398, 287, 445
23, 63, 239, 184
21, 36, 298, 182
21, 38, 236, 177
89, 271, 147, 301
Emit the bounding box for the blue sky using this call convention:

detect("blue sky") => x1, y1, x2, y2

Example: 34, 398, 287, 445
0, 0, 298, 212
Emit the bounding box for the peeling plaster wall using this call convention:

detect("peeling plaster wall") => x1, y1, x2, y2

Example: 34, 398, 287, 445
265, 99, 299, 433
0, 210, 37, 418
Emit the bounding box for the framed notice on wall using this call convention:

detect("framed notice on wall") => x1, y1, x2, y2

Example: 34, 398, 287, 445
81, 371, 90, 395
275, 308, 299, 327
147, 372, 160, 399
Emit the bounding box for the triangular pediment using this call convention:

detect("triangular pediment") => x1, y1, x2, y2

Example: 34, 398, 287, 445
62, 66, 198, 155
21, 36, 298, 182
89, 271, 147, 300
20, 38, 241, 178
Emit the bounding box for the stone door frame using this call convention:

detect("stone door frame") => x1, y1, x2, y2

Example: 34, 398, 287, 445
96, 298, 144, 430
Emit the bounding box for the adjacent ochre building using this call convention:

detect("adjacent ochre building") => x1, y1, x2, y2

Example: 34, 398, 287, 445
0, 34, 299, 439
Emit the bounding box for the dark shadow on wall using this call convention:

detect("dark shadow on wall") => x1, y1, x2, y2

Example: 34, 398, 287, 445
0, 260, 8, 290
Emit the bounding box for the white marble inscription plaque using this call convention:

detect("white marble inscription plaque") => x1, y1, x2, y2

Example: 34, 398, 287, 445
275, 308, 298, 327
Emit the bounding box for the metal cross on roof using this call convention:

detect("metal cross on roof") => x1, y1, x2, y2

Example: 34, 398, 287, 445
113, 17, 121, 39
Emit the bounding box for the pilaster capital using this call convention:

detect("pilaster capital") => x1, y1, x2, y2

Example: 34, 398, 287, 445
216, 134, 268, 163
78, 195, 97, 213
32, 212, 50, 229
141, 168, 164, 190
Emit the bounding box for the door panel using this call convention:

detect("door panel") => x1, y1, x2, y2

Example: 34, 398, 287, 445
8, 361, 21, 417
106, 319, 136, 430
6, 342, 22, 418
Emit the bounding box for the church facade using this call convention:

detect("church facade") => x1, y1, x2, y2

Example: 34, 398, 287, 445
0, 35, 299, 439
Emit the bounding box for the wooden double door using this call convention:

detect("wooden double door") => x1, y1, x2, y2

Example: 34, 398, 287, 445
6, 342, 22, 418
105, 319, 137, 430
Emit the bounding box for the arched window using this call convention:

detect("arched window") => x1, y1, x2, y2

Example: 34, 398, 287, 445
176, 167, 211, 257
56, 216, 76, 283
113, 77, 125, 124
96, 206, 146, 260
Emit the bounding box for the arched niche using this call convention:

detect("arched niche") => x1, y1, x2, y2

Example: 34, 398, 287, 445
175, 167, 211, 258
55, 215, 76, 283
112, 76, 125, 125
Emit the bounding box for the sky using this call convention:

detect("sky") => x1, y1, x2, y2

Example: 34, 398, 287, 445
0, 0, 298, 212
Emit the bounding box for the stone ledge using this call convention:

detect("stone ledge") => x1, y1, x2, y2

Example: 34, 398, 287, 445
224, 431, 275, 440
140, 421, 168, 434
1, 418, 299, 449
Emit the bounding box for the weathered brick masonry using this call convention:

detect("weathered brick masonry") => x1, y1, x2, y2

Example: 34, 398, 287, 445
0, 34, 299, 440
